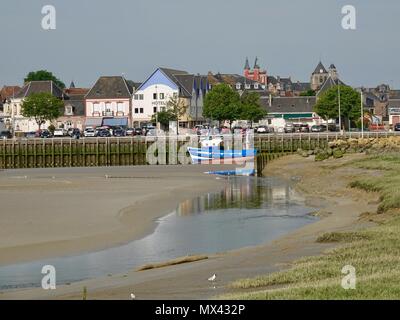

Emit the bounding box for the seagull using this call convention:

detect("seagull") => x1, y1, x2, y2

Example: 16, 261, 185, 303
208, 274, 217, 282
130, 293, 136, 300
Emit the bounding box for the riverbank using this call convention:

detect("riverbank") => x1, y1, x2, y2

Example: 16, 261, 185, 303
0, 153, 379, 300
225, 153, 400, 299
0, 165, 232, 265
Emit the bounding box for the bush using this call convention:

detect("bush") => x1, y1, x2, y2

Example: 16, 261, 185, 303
315, 151, 330, 161
333, 149, 344, 158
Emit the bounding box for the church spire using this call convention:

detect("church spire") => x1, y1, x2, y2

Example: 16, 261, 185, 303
244, 57, 250, 70
254, 57, 260, 69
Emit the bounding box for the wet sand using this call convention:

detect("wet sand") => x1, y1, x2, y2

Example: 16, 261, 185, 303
0, 154, 379, 299
0, 165, 233, 265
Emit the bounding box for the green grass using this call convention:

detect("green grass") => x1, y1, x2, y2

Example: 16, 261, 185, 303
222, 153, 400, 300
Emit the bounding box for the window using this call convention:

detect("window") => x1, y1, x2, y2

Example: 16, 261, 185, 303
159, 93, 165, 100
153, 107, 157, 113
106, 102, 111, 112
134, 94, 139, 100
65, 105, 73, 115
117, 102, 124, 112
93, 103, 100, 112
153, 93, 157, 100
245, 83, 251, 89
139, 94, 144, 100
134, 108, 139, 114
236, 83, 241, 90
160, 107, 166, 112
140, 108, 144, 114
254, 83, 259, 89
173, 92, 178, 99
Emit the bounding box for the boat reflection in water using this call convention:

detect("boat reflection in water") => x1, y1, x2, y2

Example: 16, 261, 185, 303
176, 176, 302, 217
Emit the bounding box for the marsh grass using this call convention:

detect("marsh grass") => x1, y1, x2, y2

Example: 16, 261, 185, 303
223, 154, 400, 300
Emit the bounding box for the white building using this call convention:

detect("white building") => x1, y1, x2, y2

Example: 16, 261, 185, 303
132, 67, 209, 128
3, 81, 64, 133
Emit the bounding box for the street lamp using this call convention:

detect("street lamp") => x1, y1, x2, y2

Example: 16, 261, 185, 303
338, 82, 342, 134
361, 88, 364, 138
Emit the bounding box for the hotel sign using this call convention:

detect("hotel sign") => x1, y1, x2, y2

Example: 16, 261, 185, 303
152, 101, 167, 107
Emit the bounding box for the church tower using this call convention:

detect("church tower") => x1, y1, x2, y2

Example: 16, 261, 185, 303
310, 61, 329, 91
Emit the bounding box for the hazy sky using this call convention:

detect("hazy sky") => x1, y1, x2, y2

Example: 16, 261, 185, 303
1, 0, 399, 89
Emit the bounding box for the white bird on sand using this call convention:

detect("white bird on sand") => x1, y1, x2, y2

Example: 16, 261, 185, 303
208, 274, 217, 282
130, 293, 136, 300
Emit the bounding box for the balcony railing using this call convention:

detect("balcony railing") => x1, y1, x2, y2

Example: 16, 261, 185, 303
91, 111, 125, 117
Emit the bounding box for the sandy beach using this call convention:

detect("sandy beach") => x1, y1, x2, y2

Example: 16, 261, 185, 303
0, 154, 379, 300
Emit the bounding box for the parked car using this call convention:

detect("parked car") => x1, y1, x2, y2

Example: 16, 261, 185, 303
0, 130, 12, 139
70, 128, 81, 139
143, 125, 156, 136
97, 129, 111, 137
284, 123, 295, 133
67, 128, 75, 137
394, 123, 400, 131
40, 130, 52, 138
257, 125, 274, 134
311, 125, 326, 132
53, 128, 67, 137
113, 128, 126, 137
299, 124, 310, 133
125, 128, 135, 136
256, 125, 268, 134
134, 127, 143, 136
25, 131, 37, 138
83, 127, 96, 137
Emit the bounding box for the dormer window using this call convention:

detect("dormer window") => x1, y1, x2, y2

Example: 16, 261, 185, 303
245, 83, 251, 89
254, 83, 259, 89
236, 83, 241, 90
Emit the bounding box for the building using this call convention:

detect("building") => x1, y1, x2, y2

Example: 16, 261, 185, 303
84, 76, 134, 128
0, 85, 21, 118
243, 57, 267, 85
267, 76, 311, 97
207, 72, 265, 93
362, 84, 400, 125
57, 84, 90, 130
132, 67, 209, 128
3, 81, 64, 133
259, 95, 320, 129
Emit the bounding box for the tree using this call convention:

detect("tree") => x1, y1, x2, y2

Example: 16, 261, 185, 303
21, 92, 63, 131
151, 109, 176, 129
300, 89, 316, 96
240, 92, 266, 127
166, 95, 188, 134
203, 84, 242, 128
24, 70, 66, 89
314, 85, 361, 130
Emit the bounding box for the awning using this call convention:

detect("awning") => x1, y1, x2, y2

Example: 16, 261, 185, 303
270, 113, 314, 119
102, 117, 128, 127
85, 118, 103, 127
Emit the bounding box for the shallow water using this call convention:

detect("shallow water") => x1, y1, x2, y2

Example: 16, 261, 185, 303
0, 176, 316, 290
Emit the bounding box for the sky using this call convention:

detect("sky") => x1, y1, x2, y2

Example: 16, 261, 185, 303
1, 0, 399, 89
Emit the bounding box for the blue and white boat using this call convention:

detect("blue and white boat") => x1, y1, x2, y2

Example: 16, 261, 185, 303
187, 137, 257, 165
